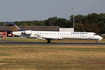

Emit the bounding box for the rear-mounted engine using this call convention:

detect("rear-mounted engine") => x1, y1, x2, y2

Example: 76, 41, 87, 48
23, 30, 32, 34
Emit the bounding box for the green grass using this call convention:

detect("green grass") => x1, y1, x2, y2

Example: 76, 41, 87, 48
0, 45, 105, 70
2, 37, 44, 42
1, 37, 105, 43
0, 53, 11, 56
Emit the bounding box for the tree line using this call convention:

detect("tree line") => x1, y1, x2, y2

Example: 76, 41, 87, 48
0, 13, 105, 34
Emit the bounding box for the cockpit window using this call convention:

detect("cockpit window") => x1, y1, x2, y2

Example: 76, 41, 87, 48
94, 34, 99, 35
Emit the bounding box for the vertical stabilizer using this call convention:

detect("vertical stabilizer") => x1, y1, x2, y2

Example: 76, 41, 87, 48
4, 22, 22, 32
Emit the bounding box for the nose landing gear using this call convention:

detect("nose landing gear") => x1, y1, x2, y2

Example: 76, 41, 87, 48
96, 40, 98, 43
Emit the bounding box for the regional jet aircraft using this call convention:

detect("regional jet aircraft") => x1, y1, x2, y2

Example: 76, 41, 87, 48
5, 22, 103, 43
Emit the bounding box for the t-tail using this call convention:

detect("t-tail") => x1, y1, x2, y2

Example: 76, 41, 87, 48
4, 22, 23, 32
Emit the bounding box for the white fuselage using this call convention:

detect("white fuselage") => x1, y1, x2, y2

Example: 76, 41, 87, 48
12, 30, 103, 41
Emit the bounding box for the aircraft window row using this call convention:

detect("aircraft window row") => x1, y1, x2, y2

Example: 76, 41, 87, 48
36, 33, 85, 35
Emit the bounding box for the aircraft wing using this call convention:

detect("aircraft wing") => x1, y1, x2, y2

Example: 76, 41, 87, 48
40, 36, 63, 40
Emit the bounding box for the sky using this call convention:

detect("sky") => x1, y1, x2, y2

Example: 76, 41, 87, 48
0, 0, 105, 22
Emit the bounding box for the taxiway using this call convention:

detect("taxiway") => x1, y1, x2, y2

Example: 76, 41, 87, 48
0, 40, 105, 46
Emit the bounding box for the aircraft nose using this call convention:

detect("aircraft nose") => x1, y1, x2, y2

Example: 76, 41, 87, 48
98, 36, 103, 41
101, 36, 103, 39
101, 36, 103, 40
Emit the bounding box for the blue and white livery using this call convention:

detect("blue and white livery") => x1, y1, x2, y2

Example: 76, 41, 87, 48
5, 22, 103, 43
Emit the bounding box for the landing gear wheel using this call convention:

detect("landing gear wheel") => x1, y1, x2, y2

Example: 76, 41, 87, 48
47, 39, 51, 43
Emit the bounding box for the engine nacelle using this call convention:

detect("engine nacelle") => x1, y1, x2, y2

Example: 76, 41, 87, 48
23, 30, 32, 34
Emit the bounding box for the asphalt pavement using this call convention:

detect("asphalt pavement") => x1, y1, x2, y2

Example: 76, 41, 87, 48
0, 40, 105, 46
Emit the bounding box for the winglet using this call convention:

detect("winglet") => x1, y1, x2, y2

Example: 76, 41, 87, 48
4, 22, 23, 32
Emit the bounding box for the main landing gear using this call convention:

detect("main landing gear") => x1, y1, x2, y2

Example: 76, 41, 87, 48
47, 39, 51, 43
96, 40, 98, 43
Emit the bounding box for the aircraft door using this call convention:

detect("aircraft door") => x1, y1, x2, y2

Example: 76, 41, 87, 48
88, 34, 94, 39
88, 34, 91, 39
